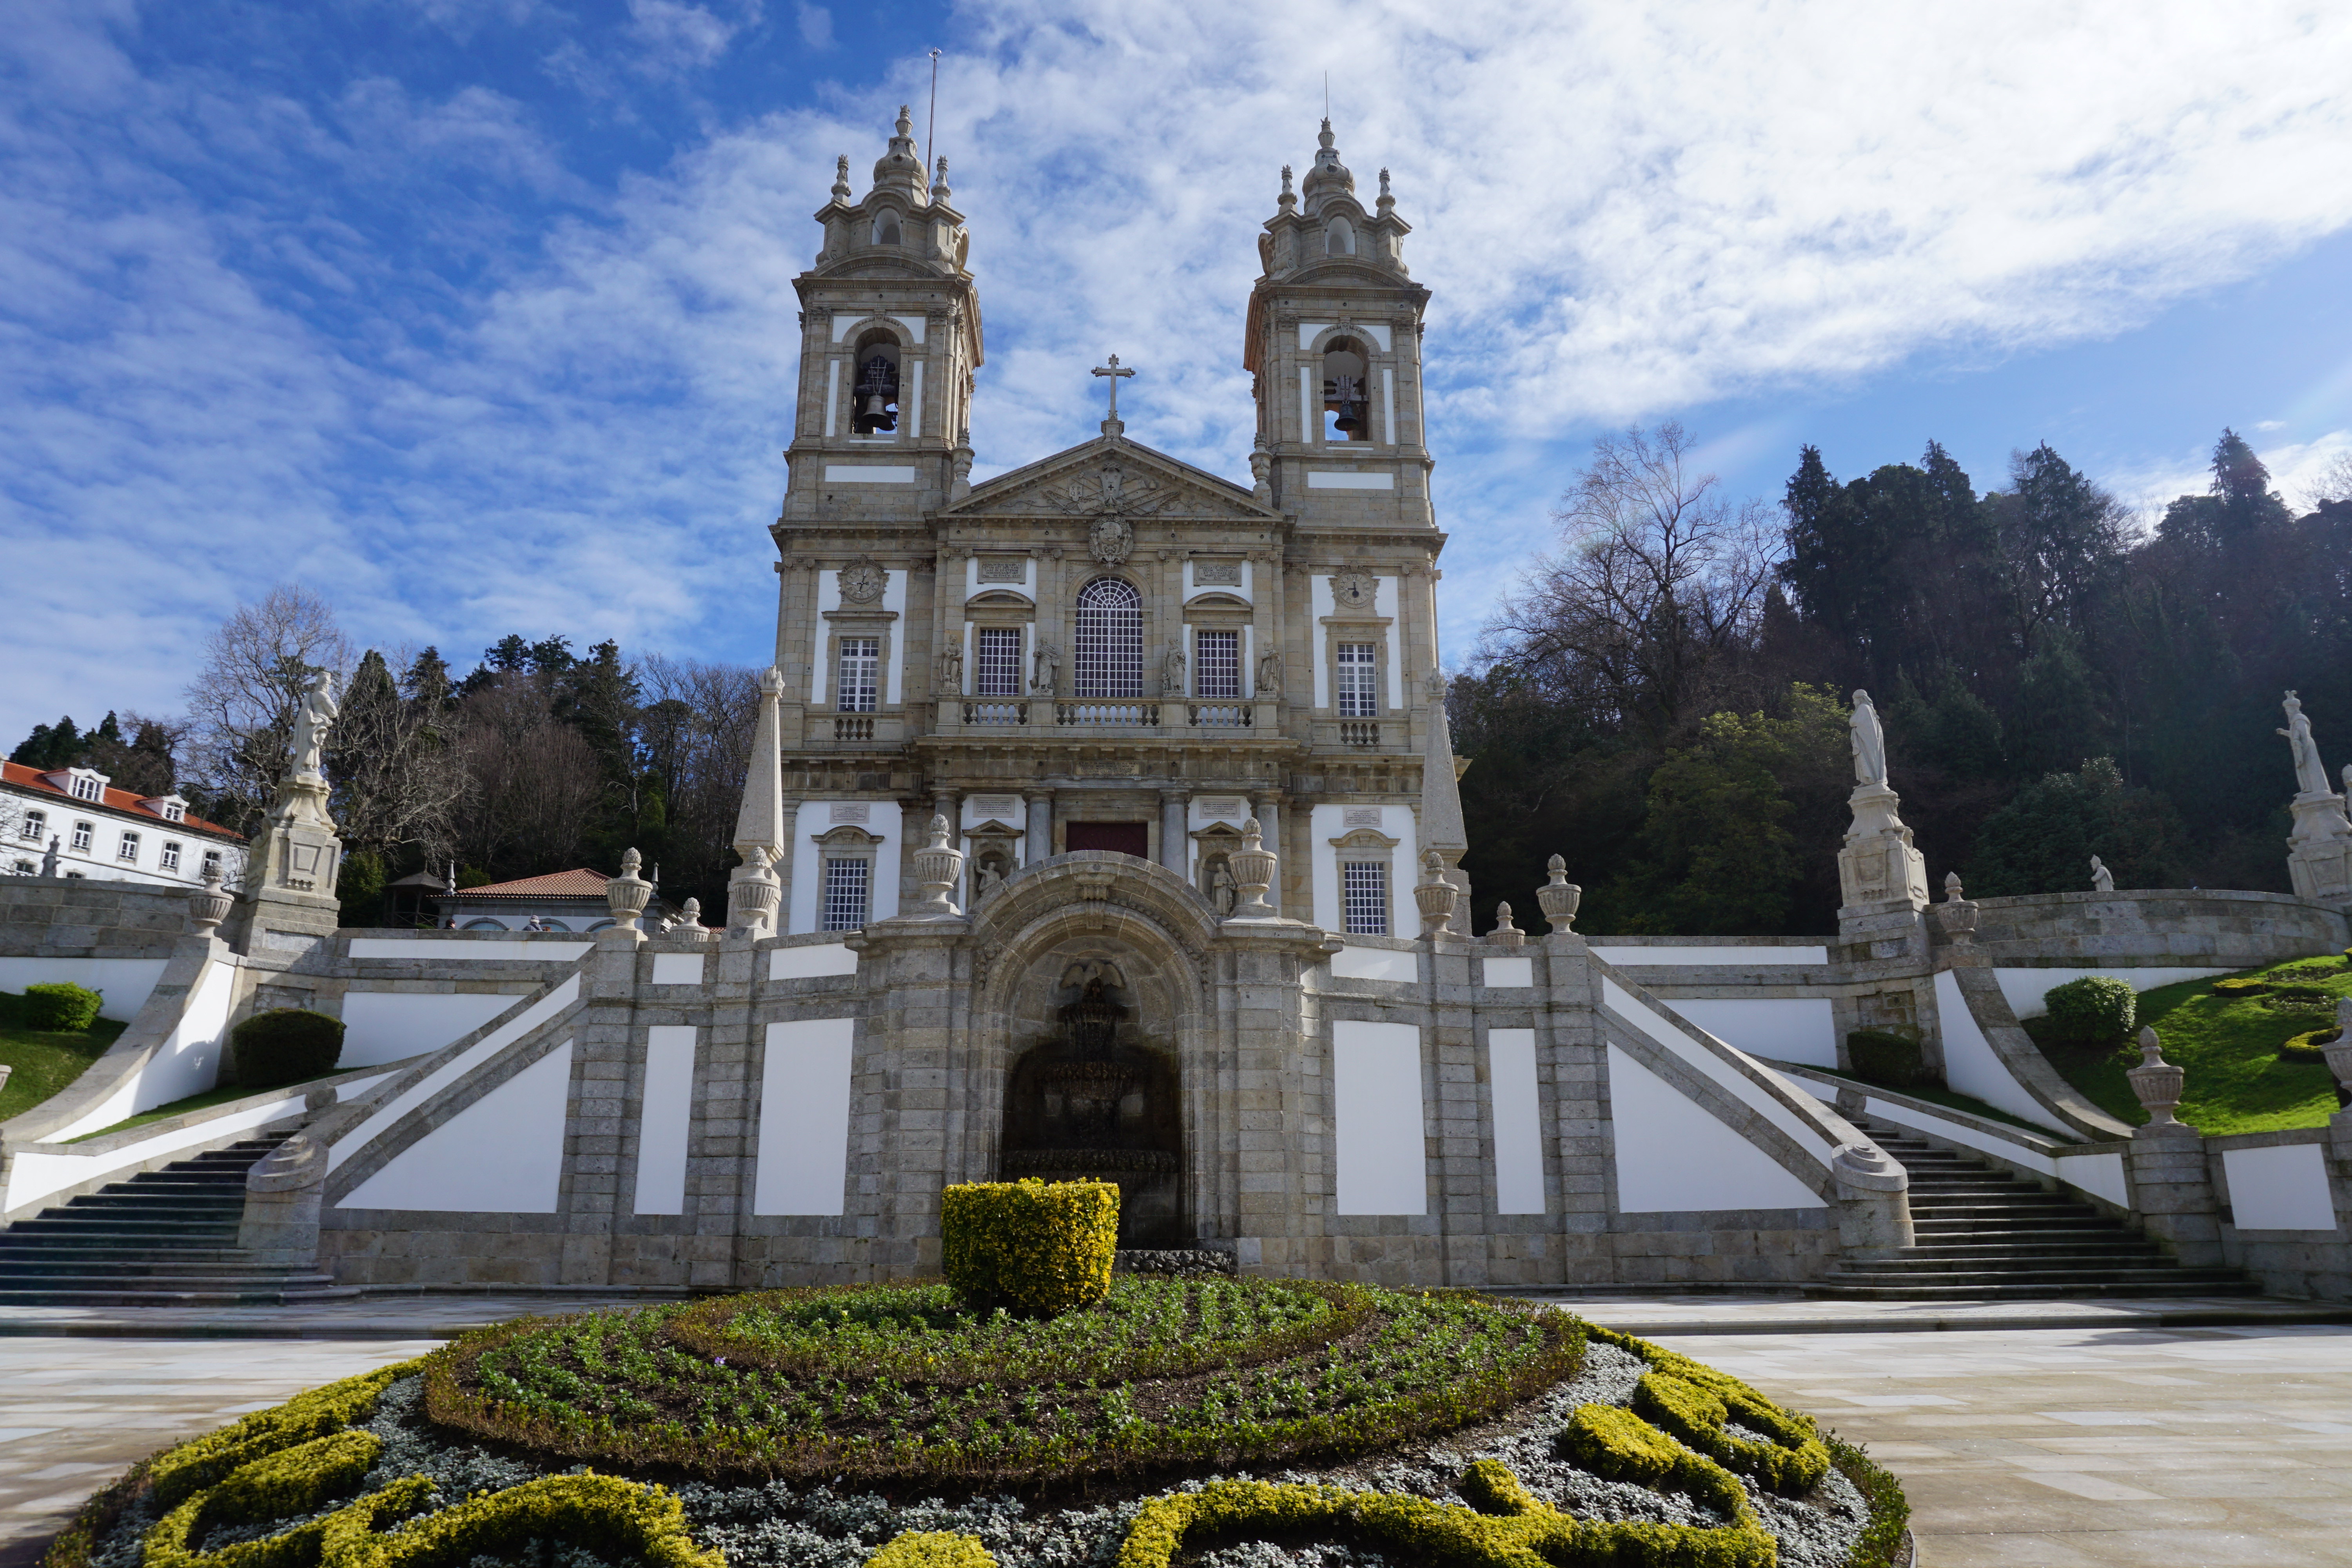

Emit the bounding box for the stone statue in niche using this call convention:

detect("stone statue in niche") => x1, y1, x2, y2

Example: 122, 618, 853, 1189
1256, 650, 1283, 697
1210, 858, 1236, 916
1031, 640, 1062, 695
934, 642, 962, 693
1161, 642, 1187, 693
1850, 689, 1887, 789
2090, 855, 2114, 892
2279, 691, 2334, 797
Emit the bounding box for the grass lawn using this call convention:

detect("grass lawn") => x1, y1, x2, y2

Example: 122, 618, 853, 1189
66, 1070, 347, 1143
2023, 954, 2350, 1136
0, 990, 127, 1125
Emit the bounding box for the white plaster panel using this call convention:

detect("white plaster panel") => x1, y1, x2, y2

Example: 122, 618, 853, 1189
1663, 998, 1838, 1068
50, 957, 236, 1142
1310, 573, 1334, 706
2224, 1142, 2339, 1231
1329, 945, 1417, 983
754, 1017, 854, 1216
1298, 321, 1331, 348
829, 313, 924, 343
0, 957, 169, 1022
1182, 560, 1252, 603
1932, 969, 2073, 1135
908, 358, 924, 441
1861, 1097, 2060, 1178
1482, 957, 1535, 989
1995, 966, 2234, 1019
633, 1025, 696, 1217
337, 1042, 572, 1213
1602, 980, 1838, 1161
2055, 1150, 2129, 1207
787, 799, 902, 935
1606, 1044, 1826, 1213
1305, 472, 1394, 490
820, 465, 916, 484
1377, 575, 1401, 710
1590, 946, 1827, 965
882, 569, 908, 705
768, 943, 860, 980
650, 954, 705, 986
1487, 1027, 1544, 1213
339, 992, 519, 1069
1332, 1020, 1426, 1215
347, 939, 590, 962
1308, 803, 1417, 937
327, 976, 580, 1172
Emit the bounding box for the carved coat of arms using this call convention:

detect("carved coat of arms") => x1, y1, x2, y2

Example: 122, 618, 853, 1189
1088, 515, 1134, 566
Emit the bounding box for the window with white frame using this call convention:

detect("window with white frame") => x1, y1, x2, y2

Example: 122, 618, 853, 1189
836, 637, 879, 713
160, 841, 182, 872
11, 860, 31, 876
821, 857, 871, 931
117, 831, 140, 862
19, 809, 43, 842
1336, 643, 1378, 717
1073, 577, 1143, 698
157, 800, 185, 823
202, 849, 223, 876
974, 628, 1022, 696
1195, 630, 1239, 699
69, 775, 102, 802
70, 821, 93, 852
1342, 861, 1390, 935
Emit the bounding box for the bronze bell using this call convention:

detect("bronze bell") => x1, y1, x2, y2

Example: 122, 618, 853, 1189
1327, 373, 1367, 438
852, 354, 900, 434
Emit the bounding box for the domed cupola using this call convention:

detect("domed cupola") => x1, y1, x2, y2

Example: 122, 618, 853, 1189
869, 104, 930, 203
1299, 118, 1355, 209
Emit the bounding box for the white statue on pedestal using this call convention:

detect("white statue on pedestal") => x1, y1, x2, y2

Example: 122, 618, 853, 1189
1850, 690, 1887, 788
2090, 855, 2114, 892
2279, 692, 2334, 797
289, 671, 338, 781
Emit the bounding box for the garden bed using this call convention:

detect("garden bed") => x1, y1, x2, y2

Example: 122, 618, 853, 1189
46, 1279, 1909, 1568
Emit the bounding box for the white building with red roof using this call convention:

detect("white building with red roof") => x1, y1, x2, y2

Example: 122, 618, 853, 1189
432, 867, 686, 933
1, 760, 246, 889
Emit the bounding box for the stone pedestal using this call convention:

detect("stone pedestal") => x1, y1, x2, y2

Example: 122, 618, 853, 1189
2126, 1125, 2224, 1267
1830, 1143, 1915, 1259
230, 774, 344, 953
2285, 792, 2352, 905
1837, 782, 1929, 912
237, 1130, 327, 1267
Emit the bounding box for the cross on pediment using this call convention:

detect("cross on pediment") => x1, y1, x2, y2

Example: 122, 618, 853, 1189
1091, 354, 1136, 420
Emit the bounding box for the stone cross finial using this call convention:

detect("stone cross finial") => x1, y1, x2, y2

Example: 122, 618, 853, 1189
1091, 354, 1135, 421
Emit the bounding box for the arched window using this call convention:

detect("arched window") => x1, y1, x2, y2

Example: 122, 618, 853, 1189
1322, 337, 1370, 441
850, 330, 902, 435
875, 214, 902, 246
1325, 217, 1356, 256
1073, 577, 1143, 698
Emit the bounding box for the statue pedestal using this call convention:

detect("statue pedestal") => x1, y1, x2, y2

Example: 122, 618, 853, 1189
2286, 792, 2352, 905
1837, 783, 1929, 912
227, 774, 344, 954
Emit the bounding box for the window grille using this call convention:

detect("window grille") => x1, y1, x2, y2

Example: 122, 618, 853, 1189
975, 628, 1022, 696
71, 776, 101, 802
821, 858, 871, 931
203, 850, 222, 875
1073, 578, 1143, 698
1343, 861, 1389, 935
117, 832, 140, 862
160, 841, 181, 872
1337, 643, 1378, 717
159, 802, 184, 822
70, 821, 93, 852
836, 637, 879, 713
19, 810, 42, 841
1195, 630, 1239, 699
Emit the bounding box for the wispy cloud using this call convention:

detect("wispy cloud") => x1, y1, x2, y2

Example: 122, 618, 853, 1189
4, 0, 2351, 742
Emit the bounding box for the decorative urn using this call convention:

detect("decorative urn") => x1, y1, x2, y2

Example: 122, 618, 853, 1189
605, 848, 654, 930
187, 860, 233, 937
1414, 850, 1459, 935
911, 813, 967, 917
1225, 818, 1277, 919
2125, 1027, 2187, 1127
1536, 855, 1582, 933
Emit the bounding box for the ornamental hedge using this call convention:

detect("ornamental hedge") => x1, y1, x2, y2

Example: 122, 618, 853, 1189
940, 1178, 1118, 1316
1846, 1029, 1923, 1088
2043, 975, 2136, 1047
20, 982, 102, 1033
229, 1008, 345, 1087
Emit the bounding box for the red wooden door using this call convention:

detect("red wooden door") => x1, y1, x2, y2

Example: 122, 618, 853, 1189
1065, 821, 1150, 858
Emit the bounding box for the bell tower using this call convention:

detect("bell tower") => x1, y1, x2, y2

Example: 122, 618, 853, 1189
779, 107, 985, 523
1243, 121, 1434, 531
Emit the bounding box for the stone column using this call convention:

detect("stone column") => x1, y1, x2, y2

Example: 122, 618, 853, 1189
1160, 789, 1189, 877
1025, 790, 1054, 865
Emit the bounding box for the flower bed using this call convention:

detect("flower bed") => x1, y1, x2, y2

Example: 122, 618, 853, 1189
47, 1288, 1908, 1568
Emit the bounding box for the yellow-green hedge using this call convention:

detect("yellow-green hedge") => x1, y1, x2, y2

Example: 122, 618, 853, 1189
149, 1361, 418, 1509
865, 1531, 998, 1568
940, 1178, 1118, 1316
1594, 1323, 1831, 1494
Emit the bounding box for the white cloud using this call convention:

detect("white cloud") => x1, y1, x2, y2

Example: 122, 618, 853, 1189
797, 4, 834, 50
4, 0, 2352, 746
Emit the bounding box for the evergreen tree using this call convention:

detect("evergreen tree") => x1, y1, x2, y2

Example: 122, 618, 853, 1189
1967, 757, 2187, 897
9, 717, 83, 770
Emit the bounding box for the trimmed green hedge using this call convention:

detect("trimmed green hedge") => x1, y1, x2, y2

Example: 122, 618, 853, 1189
2044, 975, 2136, 1046
2281, 1026, 2342, 1063
229, 1008, 345, 1088
1846, 1029, 1922, 1088
21, 983, 102, 1033
939, 1178, 1118, 1316
867, 1532, 997, 1568
1590, 1324, 1830, 1494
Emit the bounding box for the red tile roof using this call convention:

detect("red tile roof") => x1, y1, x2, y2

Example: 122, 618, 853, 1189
1, 760, 245, 841
446, 868, 613, 899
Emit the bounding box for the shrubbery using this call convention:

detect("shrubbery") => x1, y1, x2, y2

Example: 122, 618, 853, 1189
20, 983, 102, 1033
2042, 975, 2136, 1047
230, 1008, 345, 1087
868, 1532, 997, 1568
1846, 1029, 1922, 1087
940, 1178, 1118, 1316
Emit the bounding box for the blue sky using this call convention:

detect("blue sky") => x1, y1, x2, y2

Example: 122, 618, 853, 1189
5, 0, 2352, 748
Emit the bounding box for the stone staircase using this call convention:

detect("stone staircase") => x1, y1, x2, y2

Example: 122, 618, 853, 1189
0, 1135, 339, 1305
1809, 1118, 2260, 1300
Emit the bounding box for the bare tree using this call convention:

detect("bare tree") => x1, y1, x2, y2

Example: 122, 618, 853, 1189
2305, 450, 2352, 512
637, 655, 760, 904
181, 586, 352, 834
1489, 423, 1777, 739
452, 674, 610, 873
328, 648, 466, 868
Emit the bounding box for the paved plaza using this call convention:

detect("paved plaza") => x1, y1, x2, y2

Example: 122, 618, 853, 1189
0, 1296, 2346, 1566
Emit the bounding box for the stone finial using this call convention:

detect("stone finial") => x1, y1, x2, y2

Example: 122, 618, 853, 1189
1414, 849, 1459, 936
1536, 855, 1582, 933
1944, 871, 1964, 902
187, 858, 232, 938
1225, 818, 1277, 920
1378, 166, 1393, 203
931, 155, 951, 202
831, 154, 852, 201
681, 897, 701, 926
2126, 1027, 2187, 1127
911, 813, 966, 918
605, 850, 655, 931
1489, 901, 1524, 949
1278, 164, 1296, 212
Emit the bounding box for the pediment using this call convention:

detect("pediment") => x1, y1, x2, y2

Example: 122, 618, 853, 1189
944, 436, 1283, 524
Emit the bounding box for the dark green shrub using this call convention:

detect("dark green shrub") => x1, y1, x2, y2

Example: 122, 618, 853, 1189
2043, 975, 2135, 1047
940, 1178, 1118, 1316
2281, 1027, 2341, 1063
229, 1008, 345, 1087
1846, 1030, 1922, 1088
21, 983, 102, 1033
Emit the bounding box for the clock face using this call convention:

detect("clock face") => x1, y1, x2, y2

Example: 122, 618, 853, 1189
1332, 571, 1377, 608
840, 561, 888, 603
